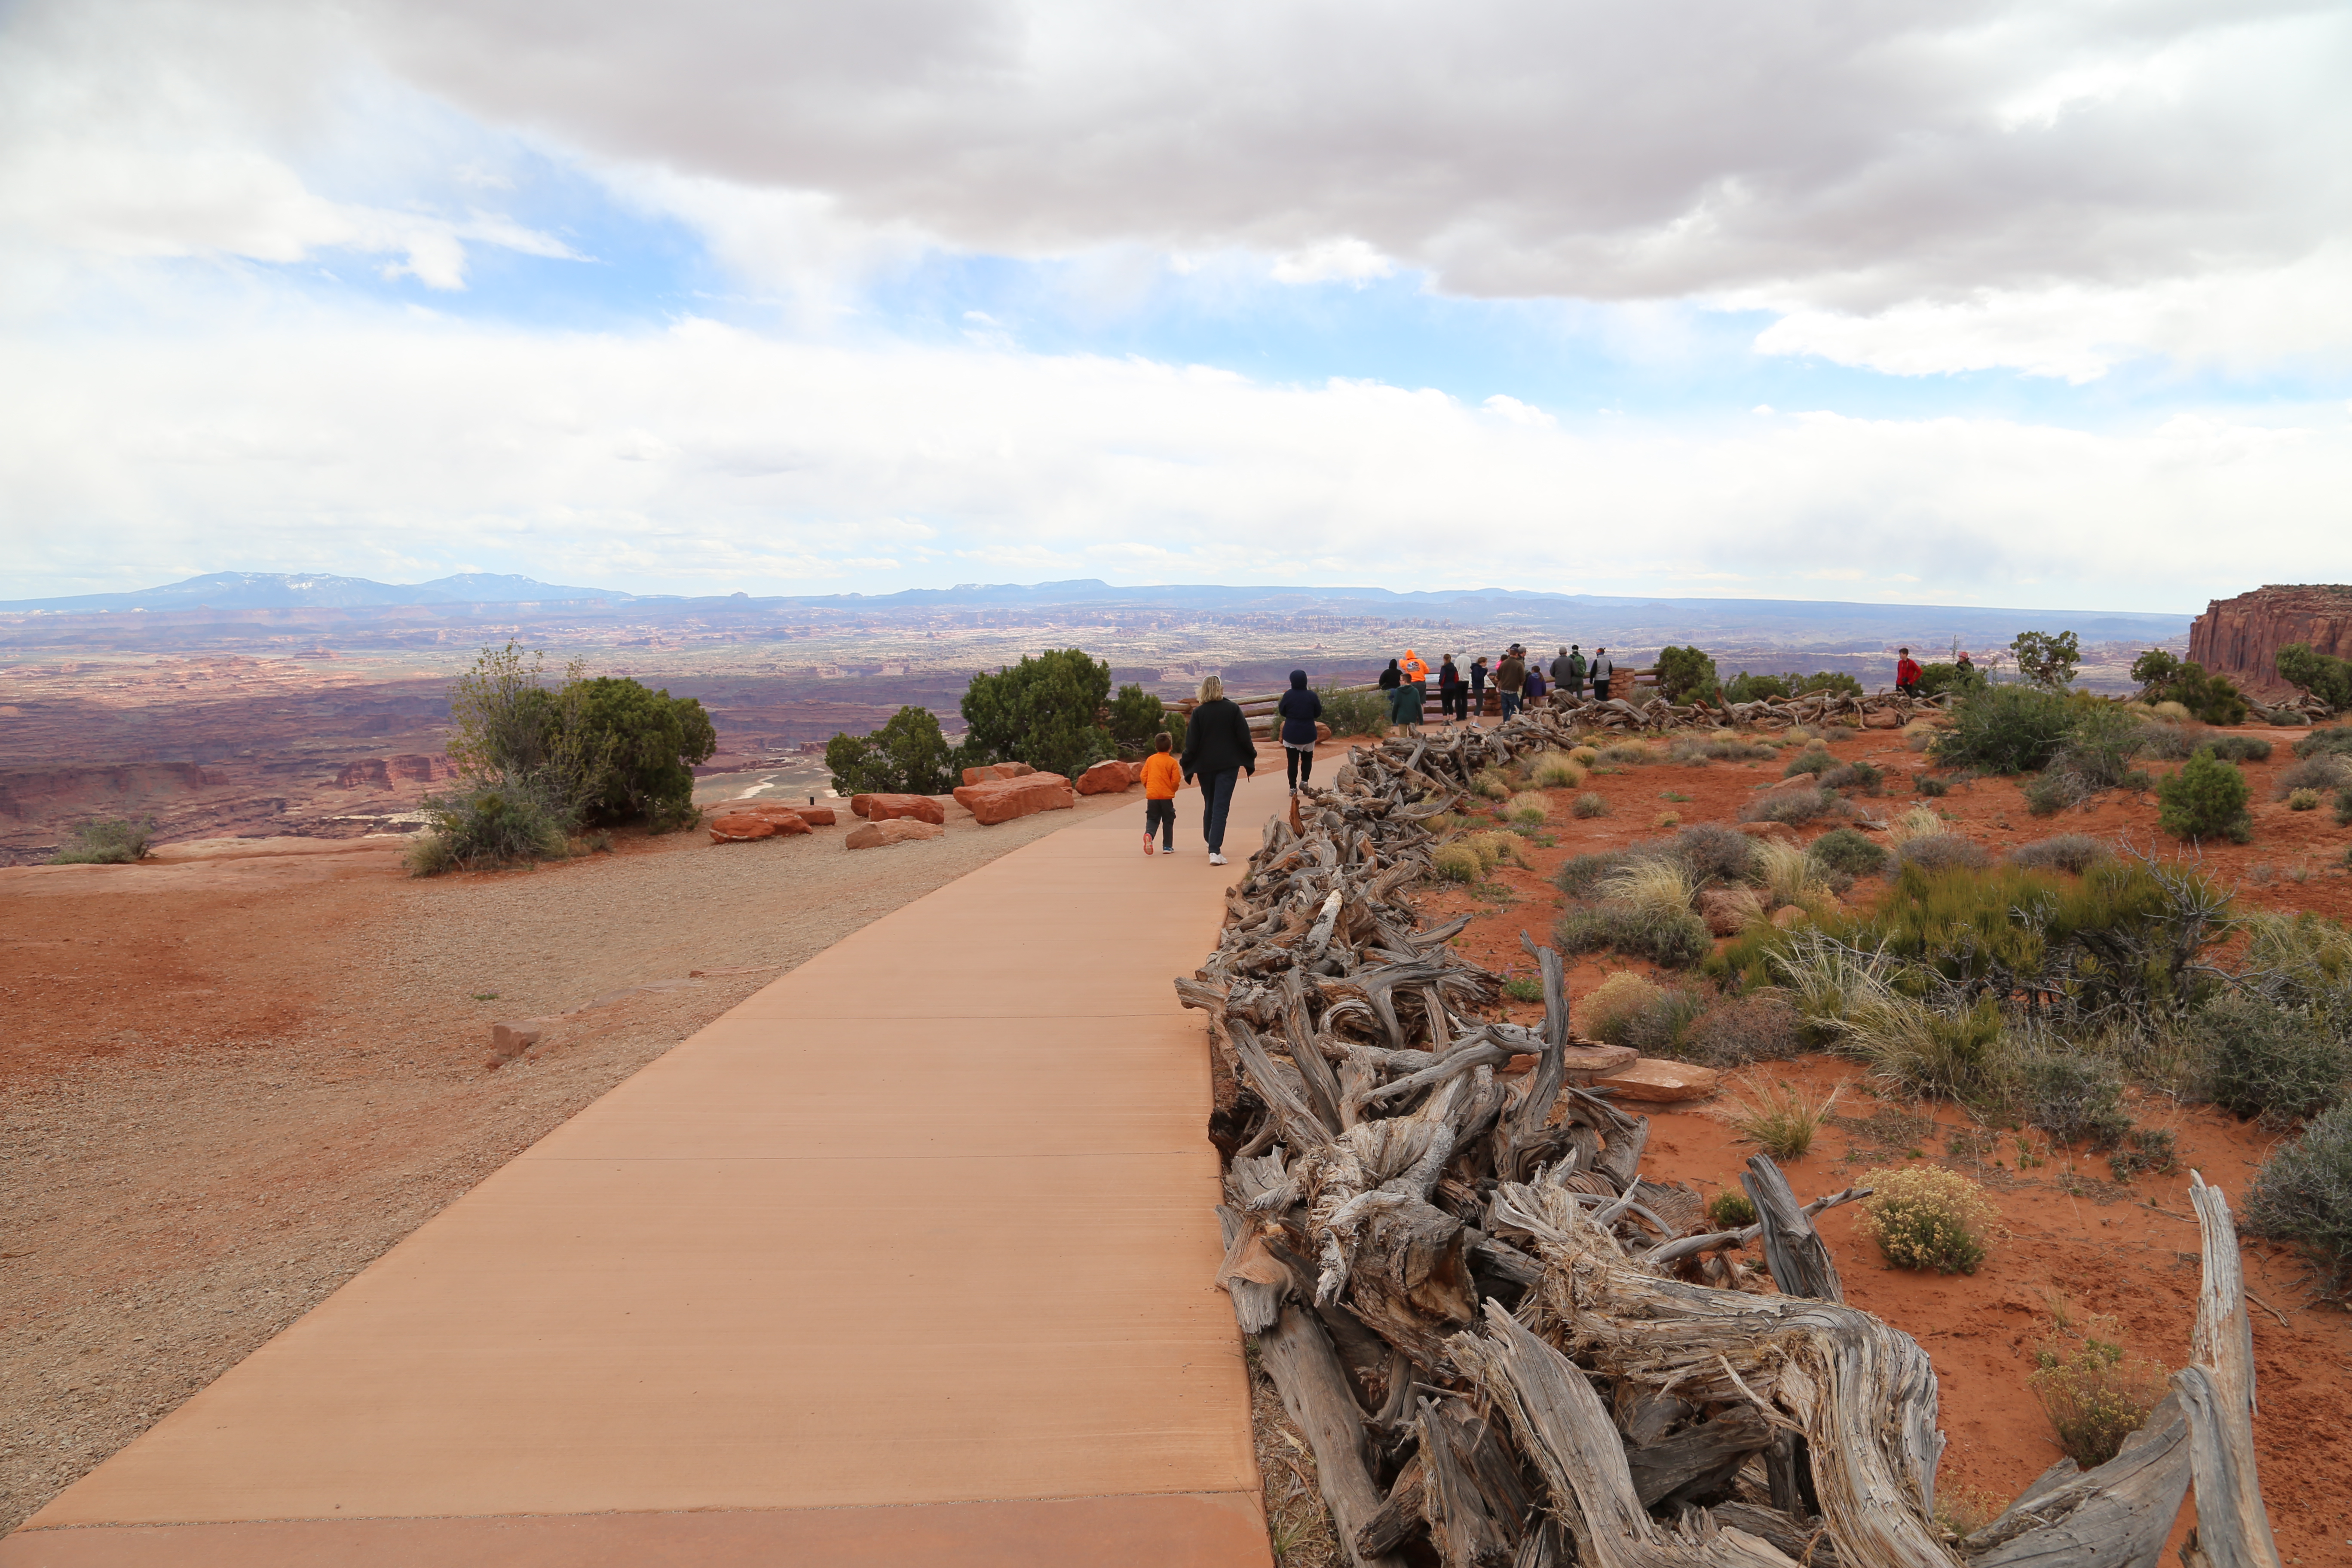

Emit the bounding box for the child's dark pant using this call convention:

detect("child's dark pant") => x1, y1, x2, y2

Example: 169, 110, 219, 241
1286, 745, 1314, 789
1145, 797, 1176, 849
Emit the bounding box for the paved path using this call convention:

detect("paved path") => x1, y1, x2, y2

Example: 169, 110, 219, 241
5, 775, 1292, 1566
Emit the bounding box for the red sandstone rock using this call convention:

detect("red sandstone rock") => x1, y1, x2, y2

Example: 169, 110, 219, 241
708, 813, 780, 842
720, 802, 812, 834
1770, 904, 1809, 930
334, 754, 456, 789
1560, 1042, 1638, 1083
958, 762, 1038, 786
488, 1020, 550, 1061
846, 818, 945, 848
953, 771, 1075, 825
1594, 1058, 1720, 1102
797, 806, 836, 826
849, 793, 947, 824
2190, 584, 2352, 698
1077, 760, 1136, 795
1316, 723, 1332, 743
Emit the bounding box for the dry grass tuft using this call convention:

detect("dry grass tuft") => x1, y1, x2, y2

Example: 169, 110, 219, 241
1887, 805, 1951, 848
1716, 1074, 1844, 1159
1531, 751, 1588, 789
1601, 857, 1697, 922
1751, 838, 1831, 912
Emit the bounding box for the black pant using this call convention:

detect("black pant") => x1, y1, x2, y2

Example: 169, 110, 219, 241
1145, 797, 1176, 849
1592, 680, 1611, 701
1286, 745, 1314, 789
1199, 768, 1241, 854
1439, 686, 1464, 719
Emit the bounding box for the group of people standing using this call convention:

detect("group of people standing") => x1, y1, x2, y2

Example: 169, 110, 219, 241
1376, 641, 1617, 732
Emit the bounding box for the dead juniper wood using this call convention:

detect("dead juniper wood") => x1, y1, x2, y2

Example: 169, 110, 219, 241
1180, 705, 2279, 1568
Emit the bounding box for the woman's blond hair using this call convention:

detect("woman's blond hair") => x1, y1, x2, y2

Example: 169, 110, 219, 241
1198, 674, 1224, 702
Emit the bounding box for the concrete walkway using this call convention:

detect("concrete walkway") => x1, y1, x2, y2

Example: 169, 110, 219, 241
5, 774, 1292, 1566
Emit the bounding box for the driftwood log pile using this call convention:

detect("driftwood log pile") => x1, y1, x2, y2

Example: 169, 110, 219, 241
1178, 726, 2278, 1567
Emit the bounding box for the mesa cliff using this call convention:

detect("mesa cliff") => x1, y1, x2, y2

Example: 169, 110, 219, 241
2188, 583, 2352, 696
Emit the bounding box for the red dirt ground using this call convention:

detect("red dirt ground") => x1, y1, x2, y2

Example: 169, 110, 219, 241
1398, 719, 2352, 1562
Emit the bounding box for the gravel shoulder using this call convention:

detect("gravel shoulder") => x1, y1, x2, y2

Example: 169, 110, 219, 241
0, 787, 1145, 1534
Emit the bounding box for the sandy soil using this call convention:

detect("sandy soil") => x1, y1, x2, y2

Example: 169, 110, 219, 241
0, 783, 1145, 1534
1405, 716, 2352, 1562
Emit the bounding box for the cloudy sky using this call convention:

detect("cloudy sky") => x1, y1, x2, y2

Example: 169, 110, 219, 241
3, 0, 2346, 609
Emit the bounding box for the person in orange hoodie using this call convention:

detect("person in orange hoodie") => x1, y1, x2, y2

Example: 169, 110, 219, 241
1139, 730, 1182, 855
1399, 647, 1430, 692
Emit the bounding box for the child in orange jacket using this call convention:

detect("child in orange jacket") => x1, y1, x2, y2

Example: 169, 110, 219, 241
1139, 732, 1182, 854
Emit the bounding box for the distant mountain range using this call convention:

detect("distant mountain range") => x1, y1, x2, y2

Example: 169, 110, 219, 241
0, 571, 2194, 645
0, 571, 657, 613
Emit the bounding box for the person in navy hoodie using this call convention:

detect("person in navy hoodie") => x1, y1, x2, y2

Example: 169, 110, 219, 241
1277, 670, 1323, 795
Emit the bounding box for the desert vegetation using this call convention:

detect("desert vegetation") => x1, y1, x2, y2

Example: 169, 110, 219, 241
46, 816, 156, 864
408, 643, 717, 874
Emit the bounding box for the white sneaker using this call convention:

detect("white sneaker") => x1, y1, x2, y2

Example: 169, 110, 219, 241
1208, 852, 1227, 866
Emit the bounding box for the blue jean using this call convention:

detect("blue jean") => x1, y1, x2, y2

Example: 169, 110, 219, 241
1499, 692, 1522, 720
1198, 768, 1241, 854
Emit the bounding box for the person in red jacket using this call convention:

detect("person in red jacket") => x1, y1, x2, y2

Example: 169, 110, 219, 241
1895, 647, 1923, 696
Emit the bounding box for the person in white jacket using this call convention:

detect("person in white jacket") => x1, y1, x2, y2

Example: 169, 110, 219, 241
1589, 647, 1615, 701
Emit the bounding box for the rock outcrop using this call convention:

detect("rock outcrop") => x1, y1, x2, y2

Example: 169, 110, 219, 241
850, 793, 948, 824
959, 762, 1036, 786
2190, 584, 2352, 697
334, 754, 456, 789
1593, 1057, 1721, 1102
846, 818, 944, 849
953, 771, 1075, 825
1076, 759, 1138, 794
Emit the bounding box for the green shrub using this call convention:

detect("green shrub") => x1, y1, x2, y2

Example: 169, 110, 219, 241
1679, 993, 1804, 1066
1107, 684, 1170, 751
1504, 974, 1545, 1002
2294, 725, 2352, 760
2129, 649, 2249, 725
2029, 1316, 2169, 1467
2107, 1127, 2177, 1181
1912, 772, 1951, 797
2023, 1052, 2133, 1148
2134, 720, 2205, 762
1656, 645, 1721, 703
2190, 995, 2349, 1124
2156, 749, 2253, 843
2277, 643, 2352, 710
2274, 754, 2352, 799
1855, 1165, 1998, 1274
1317, 682, 1389, 738
2291, 787, 2323, 812
2027, 704, 2151, 815
2008, 834, 2107, 874
408, 778, 570, 875
567, 677, 717, 831
1782, 748, 1834, 778
1809, 826, 1888, 878
1822, 760, 1884, 794
1672, 823, 1755, 884
2340, 786, 2352, 828
1554, 850, 1632, 898
1896, 834, 1991, 874
1739, 787, 1840, 825
826, 705, 961, 796
1915, 661, 1987, 700
2242, 1100, 2352, 1295
961, 648, 1117, 780
2010, 630, 2082, 690
1580, 972, 1711, 1047
1572, 791, 1611, 818
48, 816, 156, 864
1432, 843, 1482, 883
1706, 1190, 1758, 1228
1933, 685, 2082, 773
1554, 903, 1713, 969
2202, 732, 2272, 763
1722, 670, 1863, 701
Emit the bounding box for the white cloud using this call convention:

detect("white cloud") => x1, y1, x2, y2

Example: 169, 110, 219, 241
2, 313, 2340, 608
1270, 239, 1395, 286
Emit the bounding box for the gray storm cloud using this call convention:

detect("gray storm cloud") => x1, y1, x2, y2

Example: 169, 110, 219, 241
350, 0, 2352, 307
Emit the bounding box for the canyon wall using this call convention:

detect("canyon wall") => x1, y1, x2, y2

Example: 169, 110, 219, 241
2188, 585, 2352, 696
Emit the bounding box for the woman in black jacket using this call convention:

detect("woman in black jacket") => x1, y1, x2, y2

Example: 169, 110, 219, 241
1180, 674, 1256, 865
1275, 670, 1323, 795
1378, 659, 1402, 692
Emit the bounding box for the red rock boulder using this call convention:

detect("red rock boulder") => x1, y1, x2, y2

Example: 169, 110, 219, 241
797, 806, 837, 826
720, 802, 812, 834
1594, 1058, 1720, 1103
708, 813, 781, 842
846, 818, 946, 849
958, 761, 1038, 786
953, 771, 1075, 825
850, 793, 948, 824
1077, 760, 1137, 795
